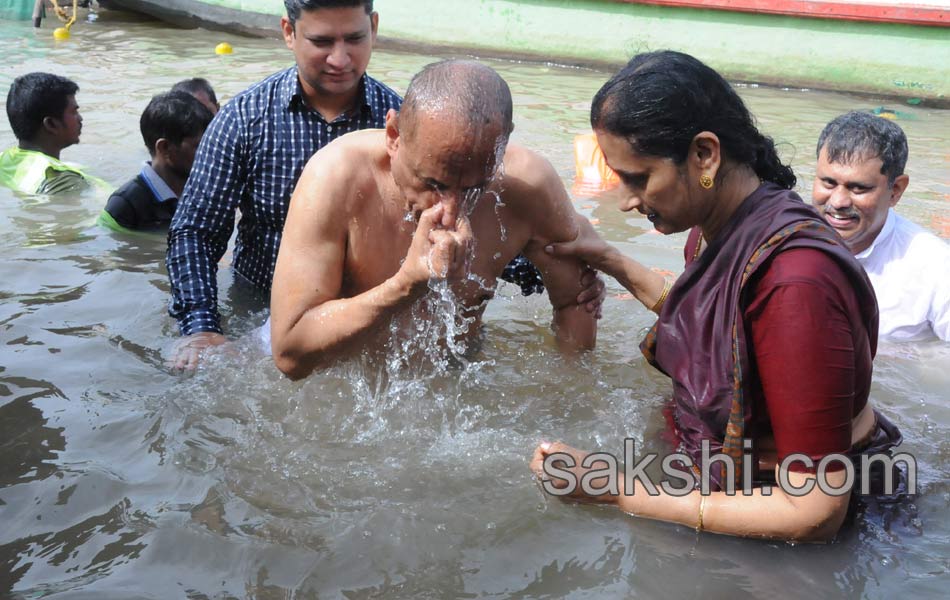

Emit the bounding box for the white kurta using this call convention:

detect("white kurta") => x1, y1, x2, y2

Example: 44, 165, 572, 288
856, 209, 950, 342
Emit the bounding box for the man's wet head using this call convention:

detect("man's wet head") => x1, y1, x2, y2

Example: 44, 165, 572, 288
386, 60, 514, 228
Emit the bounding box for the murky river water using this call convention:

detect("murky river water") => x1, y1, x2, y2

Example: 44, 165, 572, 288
1, 8, 949, 599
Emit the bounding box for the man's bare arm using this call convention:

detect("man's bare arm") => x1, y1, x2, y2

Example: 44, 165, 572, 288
510, 147, 597, 351
270, 159, 403, 378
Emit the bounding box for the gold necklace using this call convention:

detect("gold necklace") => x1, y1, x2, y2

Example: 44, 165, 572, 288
693, 231, 704, 260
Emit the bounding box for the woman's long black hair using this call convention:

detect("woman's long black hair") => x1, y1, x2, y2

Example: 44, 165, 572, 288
591, 51, 796, 189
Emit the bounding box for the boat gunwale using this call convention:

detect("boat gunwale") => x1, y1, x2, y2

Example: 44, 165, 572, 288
616, 0, 949, 27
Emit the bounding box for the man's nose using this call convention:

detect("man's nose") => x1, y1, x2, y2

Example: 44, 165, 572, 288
438, 191, 462, 228
327, 43, 349, 69
828, 186, 852, 209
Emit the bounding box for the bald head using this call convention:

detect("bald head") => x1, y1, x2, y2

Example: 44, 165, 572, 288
398, 60, 513, 145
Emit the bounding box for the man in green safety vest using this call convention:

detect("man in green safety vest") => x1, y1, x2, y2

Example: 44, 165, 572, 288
0, 72, 108, 194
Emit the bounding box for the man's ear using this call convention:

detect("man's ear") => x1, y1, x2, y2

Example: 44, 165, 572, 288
889, 174, 909, 207
689, 131, 722, 181
384, 109, 400, 157
370, 11, 379, 41
42, 116, 61, 135
154, 138, 171, 160
280, 17, 295, 50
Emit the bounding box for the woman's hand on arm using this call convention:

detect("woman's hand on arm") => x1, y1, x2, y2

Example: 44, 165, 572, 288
544, 215, 670, 313
543, 214, 618, 272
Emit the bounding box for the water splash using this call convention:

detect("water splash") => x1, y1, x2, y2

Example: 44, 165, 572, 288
487, 191, 507, 242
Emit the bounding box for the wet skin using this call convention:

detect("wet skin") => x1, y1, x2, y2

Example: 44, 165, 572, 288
270, 122, 596, 378
56, 95, 83, 148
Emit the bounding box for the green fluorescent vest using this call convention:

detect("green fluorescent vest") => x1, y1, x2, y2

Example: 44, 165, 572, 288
0, 146, 110, 194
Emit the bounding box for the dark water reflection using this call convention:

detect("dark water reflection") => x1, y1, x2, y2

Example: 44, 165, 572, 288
1, 10, 949, 599
0, 383, 66, 488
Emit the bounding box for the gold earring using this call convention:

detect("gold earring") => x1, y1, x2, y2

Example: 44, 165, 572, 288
700, 174, 714, 189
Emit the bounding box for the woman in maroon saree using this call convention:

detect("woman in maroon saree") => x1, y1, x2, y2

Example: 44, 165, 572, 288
531, 51, 901, 542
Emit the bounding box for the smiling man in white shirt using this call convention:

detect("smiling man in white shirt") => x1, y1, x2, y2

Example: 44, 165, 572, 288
813, 111, 950, 342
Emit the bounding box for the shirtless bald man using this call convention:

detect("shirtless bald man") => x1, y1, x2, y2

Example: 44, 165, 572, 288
270, 60, 597, 379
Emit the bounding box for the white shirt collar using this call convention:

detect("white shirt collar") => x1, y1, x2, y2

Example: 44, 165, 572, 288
855, 208, 896, 260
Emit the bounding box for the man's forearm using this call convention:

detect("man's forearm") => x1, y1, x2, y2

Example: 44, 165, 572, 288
273, 274, 420, 379
552, 305, 597, 351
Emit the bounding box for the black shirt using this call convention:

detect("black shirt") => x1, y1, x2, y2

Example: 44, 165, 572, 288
105, 172, 177, 231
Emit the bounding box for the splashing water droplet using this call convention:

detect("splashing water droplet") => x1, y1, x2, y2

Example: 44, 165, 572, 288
487, 191, 507, 242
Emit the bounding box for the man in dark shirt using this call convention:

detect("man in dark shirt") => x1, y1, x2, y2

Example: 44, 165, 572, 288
166, 0, 576, 370
100, 91, 213, 232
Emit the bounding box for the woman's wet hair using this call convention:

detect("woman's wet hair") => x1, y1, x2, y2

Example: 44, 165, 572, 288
591, 50, 796, 189
817, 111, 908, 185
140, 91, 214, 156
5, 72, 79, 142
284, 0, 373, 25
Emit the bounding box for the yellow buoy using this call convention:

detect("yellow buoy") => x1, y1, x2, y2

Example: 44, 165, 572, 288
53, 27, 71, 41
215, 42, 233, 55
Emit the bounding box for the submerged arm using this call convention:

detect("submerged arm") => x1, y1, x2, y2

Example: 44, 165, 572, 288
533, 441, 850, 542
165, 107, 249, 368
525, 240, 598, 352
167, 106, 245, 337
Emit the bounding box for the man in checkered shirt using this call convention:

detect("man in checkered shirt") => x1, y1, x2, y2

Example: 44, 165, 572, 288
167, 1, 599, 369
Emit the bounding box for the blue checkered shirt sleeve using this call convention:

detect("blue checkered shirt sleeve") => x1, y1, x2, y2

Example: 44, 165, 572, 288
166, 104, 245, 335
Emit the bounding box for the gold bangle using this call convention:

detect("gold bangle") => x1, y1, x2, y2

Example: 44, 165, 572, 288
696, 494, 707, 532
650, 278, 673, 313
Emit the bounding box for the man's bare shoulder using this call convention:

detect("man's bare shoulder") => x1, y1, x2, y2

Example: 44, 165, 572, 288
501, 144, 555, 187
499, 144, 567, 208
295, 129, 387, 209
301, 130, 384, 182
499, 144, 565, 202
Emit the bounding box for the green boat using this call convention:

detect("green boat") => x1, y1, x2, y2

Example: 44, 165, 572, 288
10, 0, 950, 103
